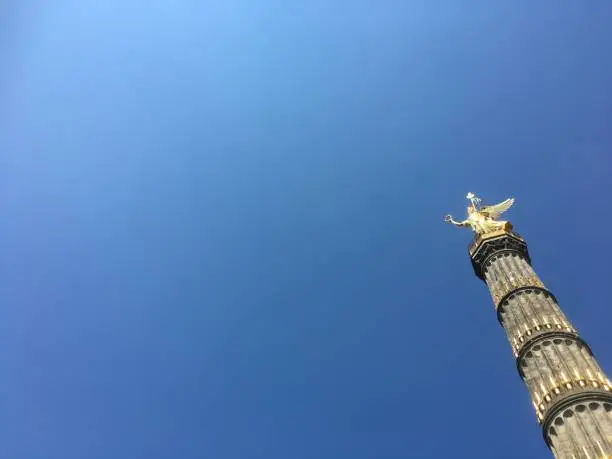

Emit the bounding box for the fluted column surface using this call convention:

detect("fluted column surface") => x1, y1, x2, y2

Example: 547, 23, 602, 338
472, 233, 612, 458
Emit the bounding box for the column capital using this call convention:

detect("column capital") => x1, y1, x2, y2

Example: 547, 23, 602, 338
469, 228, 531, 280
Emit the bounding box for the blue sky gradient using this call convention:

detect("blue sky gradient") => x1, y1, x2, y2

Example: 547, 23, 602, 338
1, 2, 611, 458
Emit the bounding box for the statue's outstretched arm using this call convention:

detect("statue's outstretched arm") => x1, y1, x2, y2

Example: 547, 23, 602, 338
444, 215, 469, 227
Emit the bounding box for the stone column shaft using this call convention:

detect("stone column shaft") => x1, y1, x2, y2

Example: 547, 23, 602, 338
470, 230, 612, 458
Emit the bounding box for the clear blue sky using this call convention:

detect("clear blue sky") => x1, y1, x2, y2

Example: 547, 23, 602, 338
1, 2, 611, 458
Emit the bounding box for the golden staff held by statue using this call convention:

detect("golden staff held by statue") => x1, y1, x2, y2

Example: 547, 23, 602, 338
445, 192, 515, 235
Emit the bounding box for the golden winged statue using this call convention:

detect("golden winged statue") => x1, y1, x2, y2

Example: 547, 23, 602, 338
445, 192, 515, 235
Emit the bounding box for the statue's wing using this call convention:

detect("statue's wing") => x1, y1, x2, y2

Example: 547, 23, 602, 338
480, 198, 515, 219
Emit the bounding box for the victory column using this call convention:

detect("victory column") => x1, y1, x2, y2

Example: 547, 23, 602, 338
446, 193, 612, 458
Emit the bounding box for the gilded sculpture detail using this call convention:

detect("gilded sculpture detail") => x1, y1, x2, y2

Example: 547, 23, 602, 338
445, 192, 515, 235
